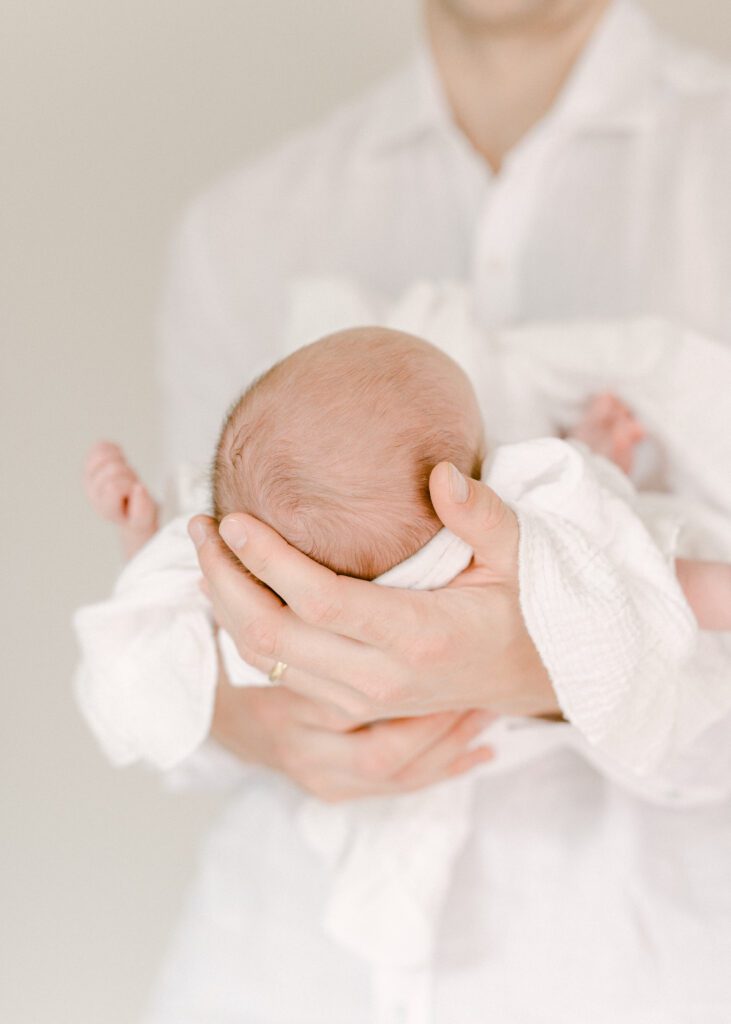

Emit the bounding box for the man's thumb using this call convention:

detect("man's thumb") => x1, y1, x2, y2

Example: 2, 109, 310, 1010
429, 462, 520, 577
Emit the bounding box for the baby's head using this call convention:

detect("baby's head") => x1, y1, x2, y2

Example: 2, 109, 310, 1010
212, 327, 484, 579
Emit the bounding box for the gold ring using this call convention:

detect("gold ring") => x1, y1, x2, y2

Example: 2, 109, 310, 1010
268, 660, 288, 683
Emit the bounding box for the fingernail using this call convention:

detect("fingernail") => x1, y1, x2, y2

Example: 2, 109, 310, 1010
220, 517, 247, 550
448, 463, 470, 503
189, 520, 207, 549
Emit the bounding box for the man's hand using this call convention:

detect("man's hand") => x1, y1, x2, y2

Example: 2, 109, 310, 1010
190, 461, 558, 722
211, 674, 494, 803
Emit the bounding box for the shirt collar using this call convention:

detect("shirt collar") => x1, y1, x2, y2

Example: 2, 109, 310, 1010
364, 0, 661, 157
544, 0, 660, 134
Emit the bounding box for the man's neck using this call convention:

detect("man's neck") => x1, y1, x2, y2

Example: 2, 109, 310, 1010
425, 0, 613, 172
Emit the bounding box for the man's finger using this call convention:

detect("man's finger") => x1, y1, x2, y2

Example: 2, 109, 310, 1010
350, 711, 478, 782
288, 692, 367, 733
444, 746, 494, 778
429, 461, 519, 578
236, 641, 381, 721
190, 516, 388, 717
391, 710, 494, 784
217, 512, 420, 648
284, 713, 494, 801
190, 515, 284, 634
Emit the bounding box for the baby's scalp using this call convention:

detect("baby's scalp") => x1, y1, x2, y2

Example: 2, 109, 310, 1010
212, 327, 484, 579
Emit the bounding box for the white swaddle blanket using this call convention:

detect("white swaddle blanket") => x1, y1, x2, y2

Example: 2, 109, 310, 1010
76, 437, 724, 968
75, 281, 731, 973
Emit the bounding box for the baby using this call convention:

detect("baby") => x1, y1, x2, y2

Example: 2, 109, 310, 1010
77, 323, 731, 976
85, 327, 729, 627
87, 329, 482, 576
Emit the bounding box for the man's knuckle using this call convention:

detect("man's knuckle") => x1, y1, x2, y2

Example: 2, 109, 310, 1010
366, 673, 407, 712
243, 617, 279, 658
301, 581, 343, 627
480, 494, 510, 534
401, 644, 425, 672
425, 628, 453, 664
362, 613, 395, 648
307, 596, 343, 628
237, 644, 266, 673
405, 628, 451, 671
249, 544, 276, 579
344, 690, 379, 721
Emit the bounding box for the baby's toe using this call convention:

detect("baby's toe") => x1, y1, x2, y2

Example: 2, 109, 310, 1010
128, 483, 158, 532
589, 392, 622, 422
611, 420, 644, 473
85, 448, 129, 490
85, 440, 122, 472
93, 467, 137, 519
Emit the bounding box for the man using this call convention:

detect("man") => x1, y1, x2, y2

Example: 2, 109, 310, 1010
150, 1, 731, 1020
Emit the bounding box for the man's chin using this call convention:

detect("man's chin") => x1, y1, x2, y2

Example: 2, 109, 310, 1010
430, 0, 602, 33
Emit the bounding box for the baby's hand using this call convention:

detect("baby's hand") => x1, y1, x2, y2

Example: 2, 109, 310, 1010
84, 442, 158, 558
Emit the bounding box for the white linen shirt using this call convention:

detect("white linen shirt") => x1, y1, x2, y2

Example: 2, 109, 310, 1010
148, 3, 731, 1022
160, 0, 731, 469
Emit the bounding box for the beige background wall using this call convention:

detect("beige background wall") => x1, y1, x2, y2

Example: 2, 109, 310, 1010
2, 2, 730, 1021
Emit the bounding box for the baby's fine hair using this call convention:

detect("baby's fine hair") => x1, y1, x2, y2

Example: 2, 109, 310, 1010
212, 327, 483, 580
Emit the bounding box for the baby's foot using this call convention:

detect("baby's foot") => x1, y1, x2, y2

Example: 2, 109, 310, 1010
569, 393, 645, 475
84, 442, 159, 559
